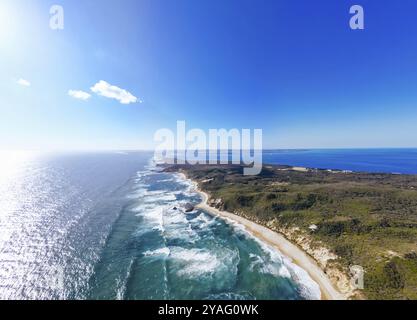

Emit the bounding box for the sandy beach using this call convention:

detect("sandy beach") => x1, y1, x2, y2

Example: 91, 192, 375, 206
187, 178, 347, 300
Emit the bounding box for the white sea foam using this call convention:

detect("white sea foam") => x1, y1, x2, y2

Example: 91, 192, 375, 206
248, 252, 291, 278
281, 256, 321, 300
126, 185, 148, 199
172, 174, 197, 192
132, 161, 320, 299
143, 247, 171, 257
157, 178, 175, 182
168, 246, 240, 281
192, 213, 217, 229
130, 188, 177, 205
143, 193, 177, 203
163, 212, 188, 225
219, 215, 321, 299
164, 222, 198, 243
136, 171, 152, 178
144, 190, 166, 196
137, 206, 165, 231
204, 292, 254, 300
115, 258, 134, 300
170, 247, 220, 278
256, 235, 321, 299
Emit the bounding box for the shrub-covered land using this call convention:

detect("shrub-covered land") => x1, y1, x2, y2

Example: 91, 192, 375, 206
165, 164, 417, 300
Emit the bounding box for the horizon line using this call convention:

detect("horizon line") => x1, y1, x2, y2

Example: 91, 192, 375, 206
2, 147, 417, 153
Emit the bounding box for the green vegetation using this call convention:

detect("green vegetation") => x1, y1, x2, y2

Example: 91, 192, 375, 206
166, 164, 417, 300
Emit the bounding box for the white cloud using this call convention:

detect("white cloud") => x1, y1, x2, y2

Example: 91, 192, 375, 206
17, 78, 31, 87
68, 90, 91, 101
90, 80, 139, 104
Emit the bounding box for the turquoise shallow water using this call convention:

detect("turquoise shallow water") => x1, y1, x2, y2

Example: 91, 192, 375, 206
0, 151, 319, 300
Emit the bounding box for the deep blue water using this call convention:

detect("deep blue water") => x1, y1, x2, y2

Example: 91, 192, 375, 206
263, 149, 417, 174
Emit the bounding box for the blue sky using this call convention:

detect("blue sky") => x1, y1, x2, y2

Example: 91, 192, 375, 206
1, 0, 417, 150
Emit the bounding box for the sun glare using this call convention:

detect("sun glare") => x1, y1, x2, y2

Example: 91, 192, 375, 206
0, 2, 18, 46
0, 150, 35, 180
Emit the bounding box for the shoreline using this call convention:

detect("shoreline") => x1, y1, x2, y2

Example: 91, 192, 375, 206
177, 172, 347, 300
196, 189, 346, 300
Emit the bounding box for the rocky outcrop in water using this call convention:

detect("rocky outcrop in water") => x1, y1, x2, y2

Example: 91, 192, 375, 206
184, 203, 194, 212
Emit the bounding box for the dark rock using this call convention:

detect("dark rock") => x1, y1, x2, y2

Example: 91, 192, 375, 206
184, 203, 194, 213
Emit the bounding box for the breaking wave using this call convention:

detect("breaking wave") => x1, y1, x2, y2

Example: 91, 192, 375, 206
92, 157, 322, 300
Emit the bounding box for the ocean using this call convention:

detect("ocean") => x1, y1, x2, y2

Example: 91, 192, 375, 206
0, 150, 319, 300
263, 149, 417, 174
